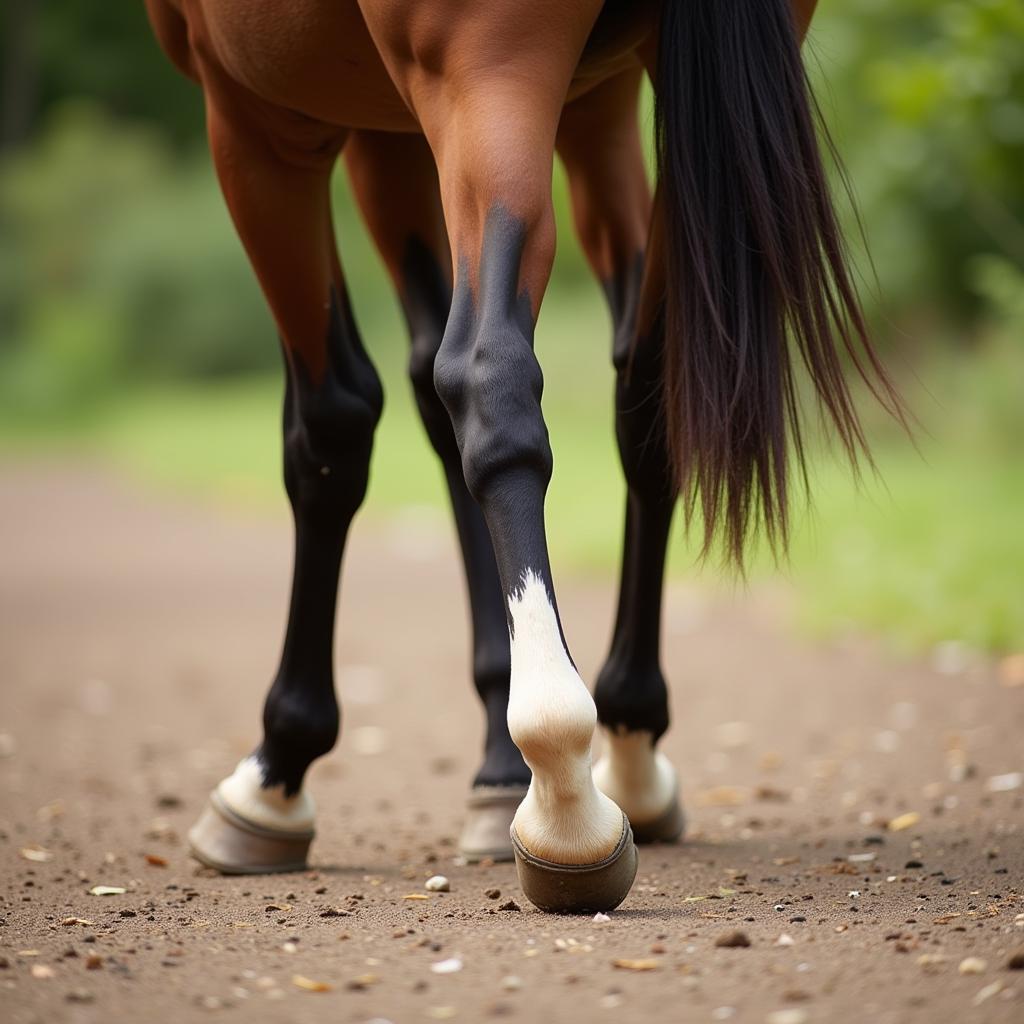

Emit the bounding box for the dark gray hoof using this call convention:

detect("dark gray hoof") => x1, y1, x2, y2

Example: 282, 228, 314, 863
459, 785, 528, 863
630, 793, 686, 845
511, 814, 638, 913
188, 791, 313, 874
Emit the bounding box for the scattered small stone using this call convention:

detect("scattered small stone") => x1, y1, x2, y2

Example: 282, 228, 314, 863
61, 917, 93, 927
65, 989, 95, 1004
156, 794, 183, 809
484, 888, 501, 900
775, 934, 795, 947
425, 875, 450, 893
119, 909, 137, 918
31, 964, 56, 979
847, 853, 876, 864
905, 860, 923, 869
144, 854, 169, 867
498, 900, 521, 913
500, 975, 523, 992
85, 955, 103, 970
427, 1007, 457, 1020
959, 957, 987, 975
715, 931, 751, 949
986, 772, 1023, 793
888, 810, 921, 832
593, 912, 611, 923
766, 1010, 808, 1024
431, 958, 463, 975
1007, 947, 1024, 970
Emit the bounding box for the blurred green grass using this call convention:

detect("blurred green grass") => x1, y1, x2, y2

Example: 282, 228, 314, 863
2, 1, 1022, 657
4, 283, 1021, 655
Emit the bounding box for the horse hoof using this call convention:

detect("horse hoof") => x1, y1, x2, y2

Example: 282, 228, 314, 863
459, 785, 528, 862
511, 813, 638, 913
188, 791, 313, 874
630, 792, 686, 845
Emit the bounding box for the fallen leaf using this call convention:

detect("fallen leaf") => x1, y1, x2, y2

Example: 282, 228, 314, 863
696, 786, 747, 808
20, 845, 53, 863
612, 958, 660, 971
345, 973, 380, 990
888, 811, 921, 832
60, 917, 93, 927
292, 974, 333, 992
402, 893, 430, 901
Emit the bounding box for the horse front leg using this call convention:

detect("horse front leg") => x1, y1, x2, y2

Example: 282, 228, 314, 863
186, 67, 381, 873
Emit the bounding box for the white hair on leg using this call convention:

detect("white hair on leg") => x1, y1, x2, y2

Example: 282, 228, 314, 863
506, 570, 624, 864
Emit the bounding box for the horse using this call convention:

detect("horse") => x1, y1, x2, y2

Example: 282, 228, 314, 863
145, 0, 901, 912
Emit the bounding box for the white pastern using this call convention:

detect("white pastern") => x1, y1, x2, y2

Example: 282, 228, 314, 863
592, 728, 677, 826
217, 755, 315, 833
506, 569, 624, 864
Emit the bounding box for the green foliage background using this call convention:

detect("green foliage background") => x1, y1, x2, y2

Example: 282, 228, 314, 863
1, 0, 1021, 653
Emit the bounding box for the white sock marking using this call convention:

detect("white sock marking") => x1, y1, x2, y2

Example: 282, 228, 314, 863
217, 755, 315, 833
506, 570, 623, 863
592, 728, 677, 825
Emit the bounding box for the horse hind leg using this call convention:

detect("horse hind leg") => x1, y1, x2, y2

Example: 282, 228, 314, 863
558, 72, 685, 846
344, 129, 528, 862
187, 66, 381, 873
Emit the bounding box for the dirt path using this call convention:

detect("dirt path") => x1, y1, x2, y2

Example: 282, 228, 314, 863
1, 463, 1021, 1023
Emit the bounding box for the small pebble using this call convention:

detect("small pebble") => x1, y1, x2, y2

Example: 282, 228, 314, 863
484, 888, 501, 900
766, 1010, 808, 1024
715, 931, 751, 949
500, 975, 523, 992
425, 876, 450, 893
593, 912, 611, 923
431, 957, 463, 975
1007, 947, 1024, 970
959, 957, 987, 975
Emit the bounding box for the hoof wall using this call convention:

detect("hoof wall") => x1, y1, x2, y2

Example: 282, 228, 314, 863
459, 785, 527, 862
630, 794, 686, 845
512, 814, 638, 913
188, 791, 313, 875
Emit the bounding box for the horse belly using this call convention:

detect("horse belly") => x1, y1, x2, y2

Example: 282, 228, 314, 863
193, 0, 418, 131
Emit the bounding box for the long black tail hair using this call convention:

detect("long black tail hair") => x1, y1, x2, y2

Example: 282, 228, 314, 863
654, 0, 905, 565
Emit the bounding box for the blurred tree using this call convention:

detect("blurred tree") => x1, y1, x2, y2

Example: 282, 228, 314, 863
0, 0, 203, 149
812, 0, 1024, 329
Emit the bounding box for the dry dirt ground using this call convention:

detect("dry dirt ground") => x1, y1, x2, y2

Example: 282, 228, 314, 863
1, 462, 1022, 1024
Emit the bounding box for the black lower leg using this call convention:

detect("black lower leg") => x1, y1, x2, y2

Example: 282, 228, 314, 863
401, 238, 528, 788
594, 258, 674, 742
256, 289, 383, 794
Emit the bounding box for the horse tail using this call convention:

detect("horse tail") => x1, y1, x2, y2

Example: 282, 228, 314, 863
653, 0, 904, 566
